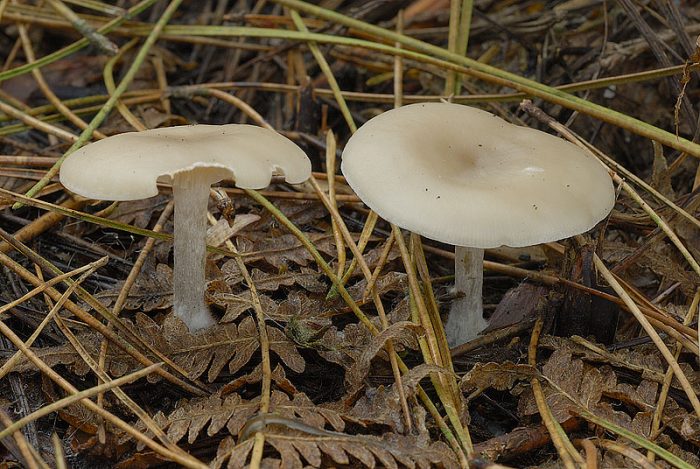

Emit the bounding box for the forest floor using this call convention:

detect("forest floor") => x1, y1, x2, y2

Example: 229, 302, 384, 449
0, 1, 699, 468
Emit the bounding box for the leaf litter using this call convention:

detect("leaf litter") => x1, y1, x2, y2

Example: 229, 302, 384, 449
0, 1, 699, 468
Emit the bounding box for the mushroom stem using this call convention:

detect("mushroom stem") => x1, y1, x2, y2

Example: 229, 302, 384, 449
172, 170, 219, 331
445, 246, 488, 346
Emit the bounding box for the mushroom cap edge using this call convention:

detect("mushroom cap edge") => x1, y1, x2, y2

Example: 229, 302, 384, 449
60, 124, 311, 201
340, 102, 615, 248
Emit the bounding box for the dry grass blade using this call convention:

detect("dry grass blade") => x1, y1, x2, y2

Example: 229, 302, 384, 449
0, 0, 8, 21
328, 210, 378, 297
596, 439, 659, 469
528, 317, 583, 469
3, 2, 700, 467
0, 0, 157, 84
96, 200, 174, 442
0, 228, 210, 395
411, 235, 456, 377
308, 176, 413, 432
393, 227, 472, 456
16, 0, 185, 207
46, 0, 117, 55
289, 9, 356, 133
207, 210, 273, 469
52, 433, 66, 469
0, 363, 162, 441
326, 132, 346, 280
616, 179, 700, 278
0, 256, 107, 379
104, 38, 147, 131
245, 189, 469, 467
168, 86, 274, 129
270, 0, 700, 157
0, 254, 103, 316
572, 408, 693, 469
0, 318, 206, 468
593, 254, 700, 417
0, 186, 240, 259
0, 198, 86, 254
0, 408, 42, 469
362, 232, 395, 301
0, 100, 78, 142
17, 20, 106, 140
47, 309, 194, 458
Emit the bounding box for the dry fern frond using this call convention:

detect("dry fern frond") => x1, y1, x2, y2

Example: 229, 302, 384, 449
41, 380, 129, 458
221, 259, 326, 293
350, 365, 447, 435
250, 201, 328, 232
239, 231, 396, 273
7, 332, 101, 377
461, 361, 538, 393
347, 321, 422, 388
211, 290, 277, 323
9, 313, 305, 382
137, 313, 306, 381
540, 336, 700, 393
345, 271, 408, 301
127, 393, 250, 448
128, 390, 350, 447
244, 232, 318, 267
96, 263, 174, 312
153, 314, 262, 381
212, 431, 458, 469
517, 347, 694, 438
221, 363, 298, 395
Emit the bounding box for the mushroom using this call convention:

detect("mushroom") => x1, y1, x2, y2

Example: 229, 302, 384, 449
340, 102, 614, 346
60, 124, 311, 332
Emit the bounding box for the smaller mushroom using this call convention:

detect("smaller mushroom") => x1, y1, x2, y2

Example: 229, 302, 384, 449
60, 124, 311, 332
341, 103, 614, 346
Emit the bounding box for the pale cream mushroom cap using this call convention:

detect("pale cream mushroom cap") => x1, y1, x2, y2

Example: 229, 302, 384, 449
341, 103, 615, 248
60, 124, 311, 200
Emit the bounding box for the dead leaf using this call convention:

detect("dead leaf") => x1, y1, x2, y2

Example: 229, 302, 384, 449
250, 267, 326, 293
347, 321, 422, 388
10, 310, 308, 384
206, 213, 260, 247
518, 348, 659, 437
539, 336, 666, 383
650, 145, 675, 198
215, 429, 458, 469
487, 283, 547, 331
96, 263, 173, 312
346, 272, 408, 302
267, 326, 306, 373
130, 390, 350, 448
246, 232, 316, 268
640, 242, 696, 296
461, 362, 537, 392
109, 196, 170, 229
158, 314, 261, 382
221, 363, 298, 395
211, 290, 277, 323
221, 263, 325, 293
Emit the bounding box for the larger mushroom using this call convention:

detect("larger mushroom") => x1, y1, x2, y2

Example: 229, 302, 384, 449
60, 124, 311, 332
341, 102, 614, 346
